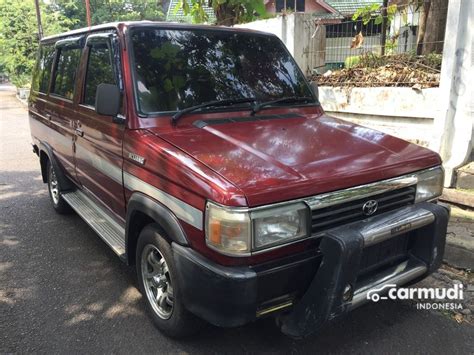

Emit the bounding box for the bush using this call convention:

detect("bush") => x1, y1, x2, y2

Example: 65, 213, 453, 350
11, 73, 31, 88
344, 56, 360, 68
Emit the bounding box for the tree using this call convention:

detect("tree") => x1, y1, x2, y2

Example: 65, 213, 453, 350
0, 0, 73, 87
0, 0, 168, 87
48, 0, 166, 29
176, 0, 266, 26
416, 0, 448, 54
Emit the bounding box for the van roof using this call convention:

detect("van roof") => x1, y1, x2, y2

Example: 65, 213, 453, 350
40, 21, 273, 43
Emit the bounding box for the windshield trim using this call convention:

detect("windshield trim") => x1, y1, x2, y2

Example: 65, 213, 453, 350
138, 102, 320, 118
127, 25, 317, 118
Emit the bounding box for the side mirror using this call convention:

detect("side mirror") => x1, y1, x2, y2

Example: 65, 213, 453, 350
310, 81, 319, 102
95, 83, 120, 117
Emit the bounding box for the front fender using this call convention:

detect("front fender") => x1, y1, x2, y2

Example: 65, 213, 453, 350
125, 192, 189, 263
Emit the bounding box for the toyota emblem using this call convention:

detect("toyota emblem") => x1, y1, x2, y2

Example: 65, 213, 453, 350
362, 200, 378, 216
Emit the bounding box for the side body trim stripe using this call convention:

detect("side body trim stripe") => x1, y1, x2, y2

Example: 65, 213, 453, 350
123, 172, 203, 230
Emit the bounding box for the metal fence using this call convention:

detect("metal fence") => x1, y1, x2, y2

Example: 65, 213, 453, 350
306, 1, 448, 87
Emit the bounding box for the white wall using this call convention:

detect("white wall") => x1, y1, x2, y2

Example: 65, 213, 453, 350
235, 13, 326, 75
319, 86, 439, 147
235, 16, 284, 39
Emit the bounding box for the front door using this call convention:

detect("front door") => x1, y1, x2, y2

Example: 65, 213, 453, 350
74, 33, 126, 221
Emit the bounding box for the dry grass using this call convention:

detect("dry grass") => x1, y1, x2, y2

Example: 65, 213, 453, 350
313, 53, 442, 88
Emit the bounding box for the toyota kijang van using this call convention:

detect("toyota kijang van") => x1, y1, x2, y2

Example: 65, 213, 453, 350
29, 22, 448, 338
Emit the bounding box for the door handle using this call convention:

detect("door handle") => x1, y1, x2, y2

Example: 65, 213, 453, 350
75, 128, 84, 137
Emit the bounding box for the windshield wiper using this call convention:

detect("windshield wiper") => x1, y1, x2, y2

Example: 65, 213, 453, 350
251, 96, 314, 115
172, 97, 257, 124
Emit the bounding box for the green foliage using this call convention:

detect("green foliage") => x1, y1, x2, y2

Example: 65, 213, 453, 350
48, 0, 166, 29
0, 0, 166, 87
424, 53, 442, 69
385, 36, 398, 54
352, 3, 397, 26
176, 0, 266, 25
0, 0, 73, 88
11, 73, 31, 88
344, 56, 360, 68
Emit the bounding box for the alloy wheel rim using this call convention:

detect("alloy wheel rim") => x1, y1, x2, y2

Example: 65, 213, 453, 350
49, 168, 60, 205
141, 244, 174, 319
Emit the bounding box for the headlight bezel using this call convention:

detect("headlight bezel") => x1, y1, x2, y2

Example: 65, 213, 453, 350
250, 202, 311, 251
205, 201, 311, 257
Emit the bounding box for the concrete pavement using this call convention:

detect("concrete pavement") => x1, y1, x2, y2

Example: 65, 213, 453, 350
0, 88, 472, 353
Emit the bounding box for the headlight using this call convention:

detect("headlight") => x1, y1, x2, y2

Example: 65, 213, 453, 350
205, 202, 309, 256
251, 204, 309, 249
415, 166, 444, 202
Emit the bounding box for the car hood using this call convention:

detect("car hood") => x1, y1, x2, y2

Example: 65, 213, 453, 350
148, 111, 440, 206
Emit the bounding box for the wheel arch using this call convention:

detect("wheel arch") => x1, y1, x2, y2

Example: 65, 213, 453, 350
125, 192, 189, 266
38, 142, 74, 190
39, 149, 49, 183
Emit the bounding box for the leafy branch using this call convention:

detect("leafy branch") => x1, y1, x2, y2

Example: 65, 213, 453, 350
175, 0, 266, 26
352, 3, 397, 25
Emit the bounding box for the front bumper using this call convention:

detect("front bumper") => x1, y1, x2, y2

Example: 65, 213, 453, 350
172, 202, 449, 334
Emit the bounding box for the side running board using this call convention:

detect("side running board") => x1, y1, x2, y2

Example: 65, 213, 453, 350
62, 190, 126, 257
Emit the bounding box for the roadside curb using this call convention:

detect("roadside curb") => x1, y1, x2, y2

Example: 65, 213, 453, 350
440, 188, 474, 209
15, 94, 28, 107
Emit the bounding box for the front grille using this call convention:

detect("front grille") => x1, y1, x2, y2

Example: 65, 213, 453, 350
311, 185, 416, 233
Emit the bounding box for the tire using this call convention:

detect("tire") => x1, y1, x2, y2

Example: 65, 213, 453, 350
47, 161, 72, 214
136, 224, 203, 338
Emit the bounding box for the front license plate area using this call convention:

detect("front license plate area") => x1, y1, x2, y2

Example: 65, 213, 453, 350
357, 232, 413, 277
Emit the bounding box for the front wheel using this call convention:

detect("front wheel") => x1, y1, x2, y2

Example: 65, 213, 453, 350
136, 225, 203, 338
47, 161, 71, 214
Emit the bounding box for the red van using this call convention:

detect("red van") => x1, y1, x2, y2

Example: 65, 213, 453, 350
29, 22, 448, 338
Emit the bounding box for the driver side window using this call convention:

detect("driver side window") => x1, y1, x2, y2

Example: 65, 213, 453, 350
83, 41, 116, 106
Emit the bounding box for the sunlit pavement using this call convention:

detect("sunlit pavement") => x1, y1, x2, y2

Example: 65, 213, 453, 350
0, 83, 15, 91
1, 90, 472, 353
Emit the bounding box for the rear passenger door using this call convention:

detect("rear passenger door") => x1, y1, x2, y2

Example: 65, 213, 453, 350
74, 33, 126, 220
46, 37, 83, 179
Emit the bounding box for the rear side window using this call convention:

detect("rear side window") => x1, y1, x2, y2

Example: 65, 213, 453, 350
32, 44, 55, 93
83, 42, 116, 106
52, 47, 81, 100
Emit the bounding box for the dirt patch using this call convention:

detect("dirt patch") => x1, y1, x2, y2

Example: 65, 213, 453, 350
312, 53, 441, 88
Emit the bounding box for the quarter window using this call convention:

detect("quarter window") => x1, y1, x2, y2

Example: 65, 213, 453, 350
52, 47, 81, 100
32, 44, 55, 93
83, 42, 116, 106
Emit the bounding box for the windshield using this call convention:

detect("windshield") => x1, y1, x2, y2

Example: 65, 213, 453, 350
130, 27, 314, 114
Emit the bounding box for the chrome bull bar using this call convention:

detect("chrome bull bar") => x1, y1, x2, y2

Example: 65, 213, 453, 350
348, 206, 436, 309
279, 202, 449, 338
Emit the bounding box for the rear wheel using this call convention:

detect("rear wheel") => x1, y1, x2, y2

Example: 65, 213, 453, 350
136, 225, 202, 338
47, 161, 71, 214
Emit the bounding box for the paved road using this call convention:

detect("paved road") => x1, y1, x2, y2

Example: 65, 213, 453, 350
0, 88, 472, 354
